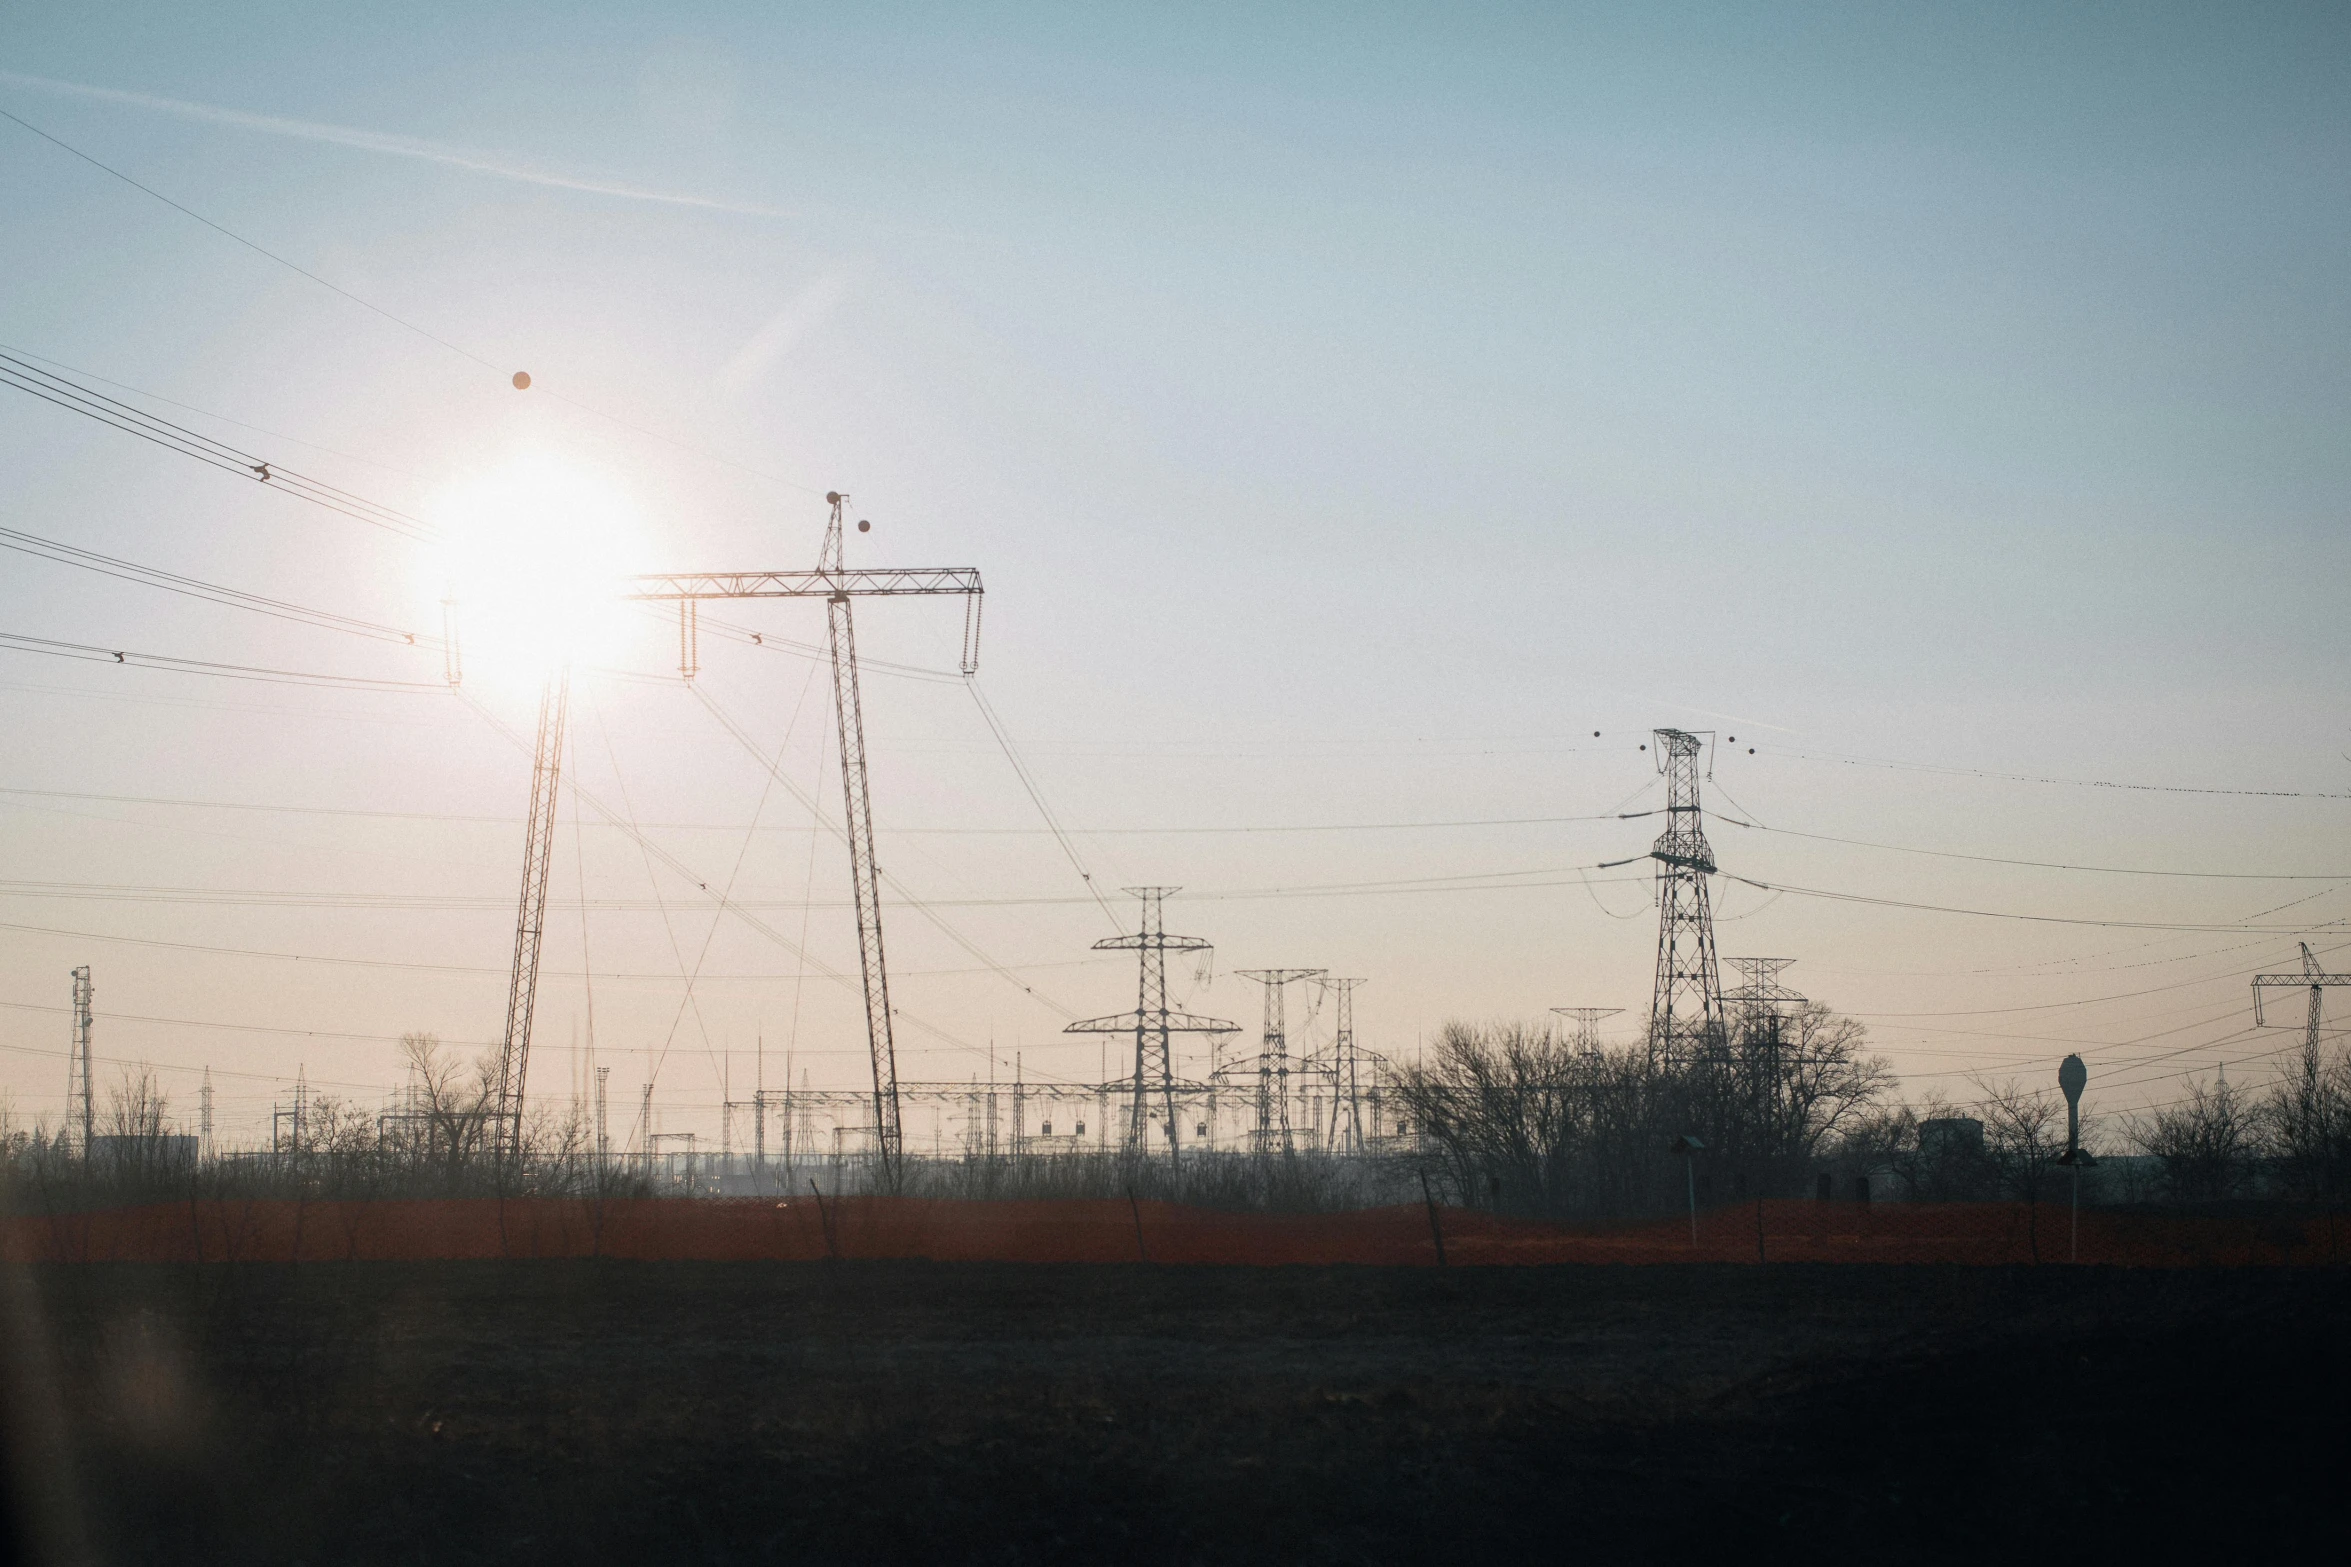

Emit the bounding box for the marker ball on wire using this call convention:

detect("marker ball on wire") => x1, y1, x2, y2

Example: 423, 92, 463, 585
858, 519, 871, 533
512, 371, 531, 390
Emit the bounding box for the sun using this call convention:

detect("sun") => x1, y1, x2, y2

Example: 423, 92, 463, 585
427, 453, 644, 687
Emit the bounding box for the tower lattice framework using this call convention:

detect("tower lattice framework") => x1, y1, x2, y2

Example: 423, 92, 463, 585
1647, 728, 1724, 1065
67, 965, 93, 1156
1235, 969, 1325, 1155
1065, 887, 1237, 1158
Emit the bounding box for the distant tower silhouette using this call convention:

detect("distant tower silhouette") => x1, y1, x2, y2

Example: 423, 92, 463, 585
1065, 888, 1237, 1159
1550, 1007, 1623, 1056
1236, 969, 1325, 1155
1647, 729, 1724, 1065
67, 966, 94, 1156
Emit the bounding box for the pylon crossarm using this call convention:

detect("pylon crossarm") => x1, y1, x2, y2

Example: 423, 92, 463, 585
1066, 1010, 1238, 1035
624, 567, 981, 599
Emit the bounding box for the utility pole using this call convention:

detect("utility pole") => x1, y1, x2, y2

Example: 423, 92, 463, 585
1645, 729, 1724, 1067
1319, 978, 1368, 1154
1065, 888, 1236, 1160
1234, 969, 1325, 1156
622, 492, 984, 1192
66, 965, 93, 1157
492, 667, 570, 1166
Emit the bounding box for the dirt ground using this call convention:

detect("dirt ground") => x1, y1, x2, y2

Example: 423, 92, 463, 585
9, 1260, 2342, 1564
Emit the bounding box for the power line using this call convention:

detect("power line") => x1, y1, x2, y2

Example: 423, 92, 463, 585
0, 628, 443, 691
1761, 745, 2350, 801
0, 340, 424, 477
0, 520, 426, 645
1716, 813, 2346, 880
1721, 871, 2350, 935
0, 106, 506, 374
692, 681, 1085, 1018
0, 913, 1100, 982
965, 678, 1122, 930
0, 106, 826, 501
0, 352, 439, 543
0, 781, 1673, 837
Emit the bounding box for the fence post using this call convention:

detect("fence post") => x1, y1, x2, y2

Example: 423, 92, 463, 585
1418, 1169, 1447, 1267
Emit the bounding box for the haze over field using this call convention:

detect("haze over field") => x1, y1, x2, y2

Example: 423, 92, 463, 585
1, 3, 2346, 1150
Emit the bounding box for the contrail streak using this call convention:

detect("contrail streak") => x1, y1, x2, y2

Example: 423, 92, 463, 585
0, 70, 798, 219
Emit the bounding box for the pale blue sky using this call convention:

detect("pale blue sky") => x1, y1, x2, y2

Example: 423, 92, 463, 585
1, 4, 2345, 1143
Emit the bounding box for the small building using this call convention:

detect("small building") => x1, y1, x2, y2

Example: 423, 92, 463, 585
1918, 1117, 1985, 1159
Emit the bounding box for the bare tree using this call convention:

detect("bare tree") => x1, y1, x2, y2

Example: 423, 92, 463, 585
397, 1033, 498, 1192
2133, 1075, 2256, 1201
2260, 1033, 2350, 1201
1973, 1077, 2069, 1202
1392, 1009, 1891, 1220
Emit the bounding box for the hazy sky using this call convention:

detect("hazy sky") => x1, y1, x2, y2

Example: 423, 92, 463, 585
1, 3, 2346, 1148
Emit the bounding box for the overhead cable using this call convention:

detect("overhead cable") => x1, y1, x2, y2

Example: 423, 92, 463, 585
0, 106, 825, 500
0, 351, 438, 543
1715, 813, 2346, 880
0, 628, 442, 691
0, 520, 427, 645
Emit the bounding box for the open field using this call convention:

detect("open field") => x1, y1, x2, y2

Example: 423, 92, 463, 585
9, 1259, 2343, 1564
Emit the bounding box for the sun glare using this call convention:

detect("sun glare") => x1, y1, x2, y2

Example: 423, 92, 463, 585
428, 454, 644, 687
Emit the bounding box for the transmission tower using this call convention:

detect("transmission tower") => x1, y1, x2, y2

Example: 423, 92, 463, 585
622, 492, 983, 1191
1550, 1006, 1623, 1056
1234, 969, 1325, 1155
1319, 978, 1368, 1154
491, 668, 570, 1165
1646, 728, 1724, 1065
1065, 888, 1237, 1159
1725, 958, 1804, 1033
595, 1065, 610, 1170
66, 965, 93, 1156
199, 1067, 213, 1164
1725, 958, 1805, 1129
2255, 941, 2350, 1114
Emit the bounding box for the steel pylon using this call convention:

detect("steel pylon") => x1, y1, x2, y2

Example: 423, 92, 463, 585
1647, 728, 1723, 1066
1235, 969, 1325, 1155
1065, 887, 1237, 1159
492, 667, 570, 1164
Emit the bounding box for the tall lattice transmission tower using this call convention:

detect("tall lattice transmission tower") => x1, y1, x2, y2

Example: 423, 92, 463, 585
1066, 888, 1236, 1159
1725, 957, 1805, 1129
1319, 977, 1368, 1153
1647, 728, 1724, 1065
1725, 958, 1804, 1038
1234, 969, 1325, 1155
66, 965, 94, 1156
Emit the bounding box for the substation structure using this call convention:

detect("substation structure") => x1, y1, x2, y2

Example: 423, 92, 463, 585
615, 1063, 1415, 1193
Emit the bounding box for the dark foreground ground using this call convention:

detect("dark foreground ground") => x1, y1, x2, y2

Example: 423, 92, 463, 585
5, 1260, 2342, 1564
